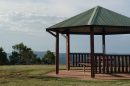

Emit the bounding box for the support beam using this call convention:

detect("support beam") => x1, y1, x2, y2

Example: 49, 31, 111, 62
90, 27, 95, 78
102, 34, 106, 54
47, 30, 56, 37
55, 32, 59, 74
66, 32, 70, 70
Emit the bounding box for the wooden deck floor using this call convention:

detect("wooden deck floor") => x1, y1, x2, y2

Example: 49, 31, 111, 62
47, 70, 130, 80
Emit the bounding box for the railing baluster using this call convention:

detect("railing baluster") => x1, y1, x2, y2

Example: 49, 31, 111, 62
122, 56, 124, 73
110, 55, 113, 73
84, 54, 86, 64
118, 56, 120, 73
106, 55, 109, 73
81, 54, 83, 67
80, 54, 82, 67
71, 54, 73, 67
69, 54, 71, 67
99, 55, 101, 73
73, 54, 75, 67
103, 54, 105, 73
78, 54, 80, 67
95, 55, 97, 73
105, 55, 107, 73
75, 54, 77, 67
69, 54, 73, 67
108, 56, 110, 73
129, 56, 130, 73
86, 54, 88, 64
78, 53, 80, 67
125, 56, 128, 73
114, 55, 116, 73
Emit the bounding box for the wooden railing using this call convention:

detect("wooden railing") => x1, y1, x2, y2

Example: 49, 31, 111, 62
69, 53, 130, 74
94, 54, 130, 74
69, 53, 90, 67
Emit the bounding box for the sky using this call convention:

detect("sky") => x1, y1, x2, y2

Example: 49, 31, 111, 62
0, 0, 130, 53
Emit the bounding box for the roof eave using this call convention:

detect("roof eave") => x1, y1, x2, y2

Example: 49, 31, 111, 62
46, 25, 130, 31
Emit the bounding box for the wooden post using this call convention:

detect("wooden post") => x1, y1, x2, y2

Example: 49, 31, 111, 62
66, 32, 70, 70
102, 34, 106, 54
55, 32, 59, 74
102, 30, 106, 73
90, 27, 95, 78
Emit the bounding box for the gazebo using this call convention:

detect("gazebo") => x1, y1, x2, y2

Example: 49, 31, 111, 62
46, 6, 130, 78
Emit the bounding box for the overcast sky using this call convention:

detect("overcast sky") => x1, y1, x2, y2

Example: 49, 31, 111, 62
0, 0, 130, 53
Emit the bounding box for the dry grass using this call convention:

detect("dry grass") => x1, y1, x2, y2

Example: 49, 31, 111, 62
0, 65, 130, 86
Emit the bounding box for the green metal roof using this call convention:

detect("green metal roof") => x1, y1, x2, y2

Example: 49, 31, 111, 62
49, 7, 94, 28
47, 6, 130, 35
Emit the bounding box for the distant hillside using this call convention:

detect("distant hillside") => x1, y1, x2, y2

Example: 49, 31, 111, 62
59, 53, 66, 64
34, 51, 45, 58
34, 51, 66, 64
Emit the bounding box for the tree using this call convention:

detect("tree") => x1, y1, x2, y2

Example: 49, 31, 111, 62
9, 51, 20, 65
35, 57, 42, 64
10, 43, 37, 64
0, 47, 8, 65
42, 50, 55, 64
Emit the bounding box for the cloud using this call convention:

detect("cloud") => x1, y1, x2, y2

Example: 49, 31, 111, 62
0, 0, 130, 53
0, 12, 65, 36
0, 0, 129, 18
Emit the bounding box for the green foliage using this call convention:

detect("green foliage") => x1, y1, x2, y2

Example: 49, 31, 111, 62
0, 47, 8, 65
10, 43, 39, 65
9, 51, 20, 65
42, 50, 55, 64
35, 57, 42, 64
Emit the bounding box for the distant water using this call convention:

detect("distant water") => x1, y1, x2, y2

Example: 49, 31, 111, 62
7, 51, 66, 64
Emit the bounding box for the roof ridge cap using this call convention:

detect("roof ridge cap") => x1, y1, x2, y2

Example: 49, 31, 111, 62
87, 6, 100, 25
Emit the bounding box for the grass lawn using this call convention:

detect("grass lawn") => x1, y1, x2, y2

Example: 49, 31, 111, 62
0, 65, 130, 86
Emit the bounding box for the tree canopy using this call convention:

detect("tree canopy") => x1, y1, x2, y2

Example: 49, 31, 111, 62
10, 43, 38, 65
0, 47, 8, 65
42, 50, 55, 64
0, 43, 55, 65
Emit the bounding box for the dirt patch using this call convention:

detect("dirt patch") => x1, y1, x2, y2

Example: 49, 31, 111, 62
47, 70, 130, 80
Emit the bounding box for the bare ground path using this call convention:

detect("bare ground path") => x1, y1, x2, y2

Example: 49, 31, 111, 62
47, 70, 130, 80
